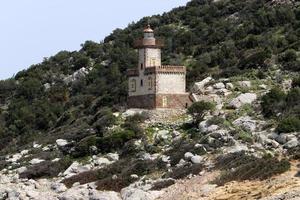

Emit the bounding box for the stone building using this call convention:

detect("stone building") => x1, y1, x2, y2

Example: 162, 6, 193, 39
127, 25, 191, 109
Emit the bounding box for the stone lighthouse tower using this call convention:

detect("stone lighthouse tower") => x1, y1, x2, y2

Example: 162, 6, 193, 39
127, 25, 191, 109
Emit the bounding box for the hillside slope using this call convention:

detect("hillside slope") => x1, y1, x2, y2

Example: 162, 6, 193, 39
0, 1, 299, 199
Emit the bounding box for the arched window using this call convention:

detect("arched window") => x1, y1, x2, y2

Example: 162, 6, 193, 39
148, 77, 153, 90
130, 79, 136, 92
140, 63, 143, 70
140, 79, 143, 87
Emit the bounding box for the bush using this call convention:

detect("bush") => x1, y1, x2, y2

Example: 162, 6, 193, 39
62, 158, 165, 191
214, 152, 290, 185
164, 163, 203, 179
96, 130, 138, 153
72, 135, 98, 158
261, 88, 286, 118
125, 112, 149, 123
277, 116, 300, 133
19, 157, 72, 179
188, 101, 215, 125
292, 76, 300, 88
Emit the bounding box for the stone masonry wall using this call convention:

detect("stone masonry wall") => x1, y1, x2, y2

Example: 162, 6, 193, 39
156, 73, 186, 94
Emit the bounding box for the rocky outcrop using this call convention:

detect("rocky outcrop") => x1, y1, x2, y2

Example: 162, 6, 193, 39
228, 93, 257, 109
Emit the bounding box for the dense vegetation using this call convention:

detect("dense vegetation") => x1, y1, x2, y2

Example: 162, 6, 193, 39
0, 0, 299, 153
261, 76, 300, 133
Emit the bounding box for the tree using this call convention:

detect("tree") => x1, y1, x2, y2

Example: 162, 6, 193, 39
188, 101, 215, 125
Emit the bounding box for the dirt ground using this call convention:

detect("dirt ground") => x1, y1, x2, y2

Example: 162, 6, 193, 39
158, 161, 300, 200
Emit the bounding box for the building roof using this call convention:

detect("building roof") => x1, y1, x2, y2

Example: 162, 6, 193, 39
144, 24, 154, 33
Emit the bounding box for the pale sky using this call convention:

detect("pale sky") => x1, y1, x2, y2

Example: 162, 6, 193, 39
0, 0, 190, 80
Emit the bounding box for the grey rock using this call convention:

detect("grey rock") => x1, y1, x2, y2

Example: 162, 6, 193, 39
283, 139, 299, 149
226, 83, 234, 90
206, 125, 219, 133
56, 139, 69, 147
184, 152, 194, 160
276, 134, 288, 144
233, 116, 257, 132
121, 188, 163, 200
192, 77, 213, 93
51, 183, 67, 193
29, 158, 45, 165
238, 81, 251, 88
191, 155, 203, 164
213, 82, 225, 89
229, 93, 257, 109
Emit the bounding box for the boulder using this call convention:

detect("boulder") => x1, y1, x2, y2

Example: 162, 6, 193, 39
92, 157, 111, 167
209, 129, 229, 139
51, 183, 68, 193
226, 83, 234, 90
206, 125, 219, 133
213, 82, 225, 89
155, 130, 170, 143
89, 191, 121, 200
192, 77, 213, 93
29, 158, 45, 165
238, 81, 251, 89
63, 162, 91, 178
56, 139, 69, 147
228, 93, 257, 109
121, 188, 163, 200
283, 138, 299, 149
233, 116, 257, 132
106, 153, 119, 161
26, 190, 40, 199
191, 155, 203, 164
16, 166, 27, 174
184, 152, 194, 160
63, 67, 89, 84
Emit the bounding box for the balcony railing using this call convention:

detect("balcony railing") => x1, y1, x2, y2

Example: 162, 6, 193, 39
134, 38, 164, 48
127, 69, 139, 77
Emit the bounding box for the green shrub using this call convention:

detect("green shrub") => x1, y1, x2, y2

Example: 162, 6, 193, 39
96, 130, 138, 153
72, 135, 98, 158
261, 88, 286, 118
19, 157, 72, 179
62, 158, 165, 191
125, 112, 149, 123
214, 152, 290, 185
236, 130, 254, 143
292, 76, 300, 88
277, 116, 300, 133
188, 101, 215, 125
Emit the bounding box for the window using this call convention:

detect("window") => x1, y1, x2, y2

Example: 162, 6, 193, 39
140, 79, 143, 87
148, 77, 153, 90
150, 58, 156, 66
130, 79, 136, 92
162, 96, 168, 107
140, 63, 143, 70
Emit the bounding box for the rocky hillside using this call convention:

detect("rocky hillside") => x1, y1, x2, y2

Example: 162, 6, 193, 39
0, 72, 299, 199
0, 0, 299, 199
